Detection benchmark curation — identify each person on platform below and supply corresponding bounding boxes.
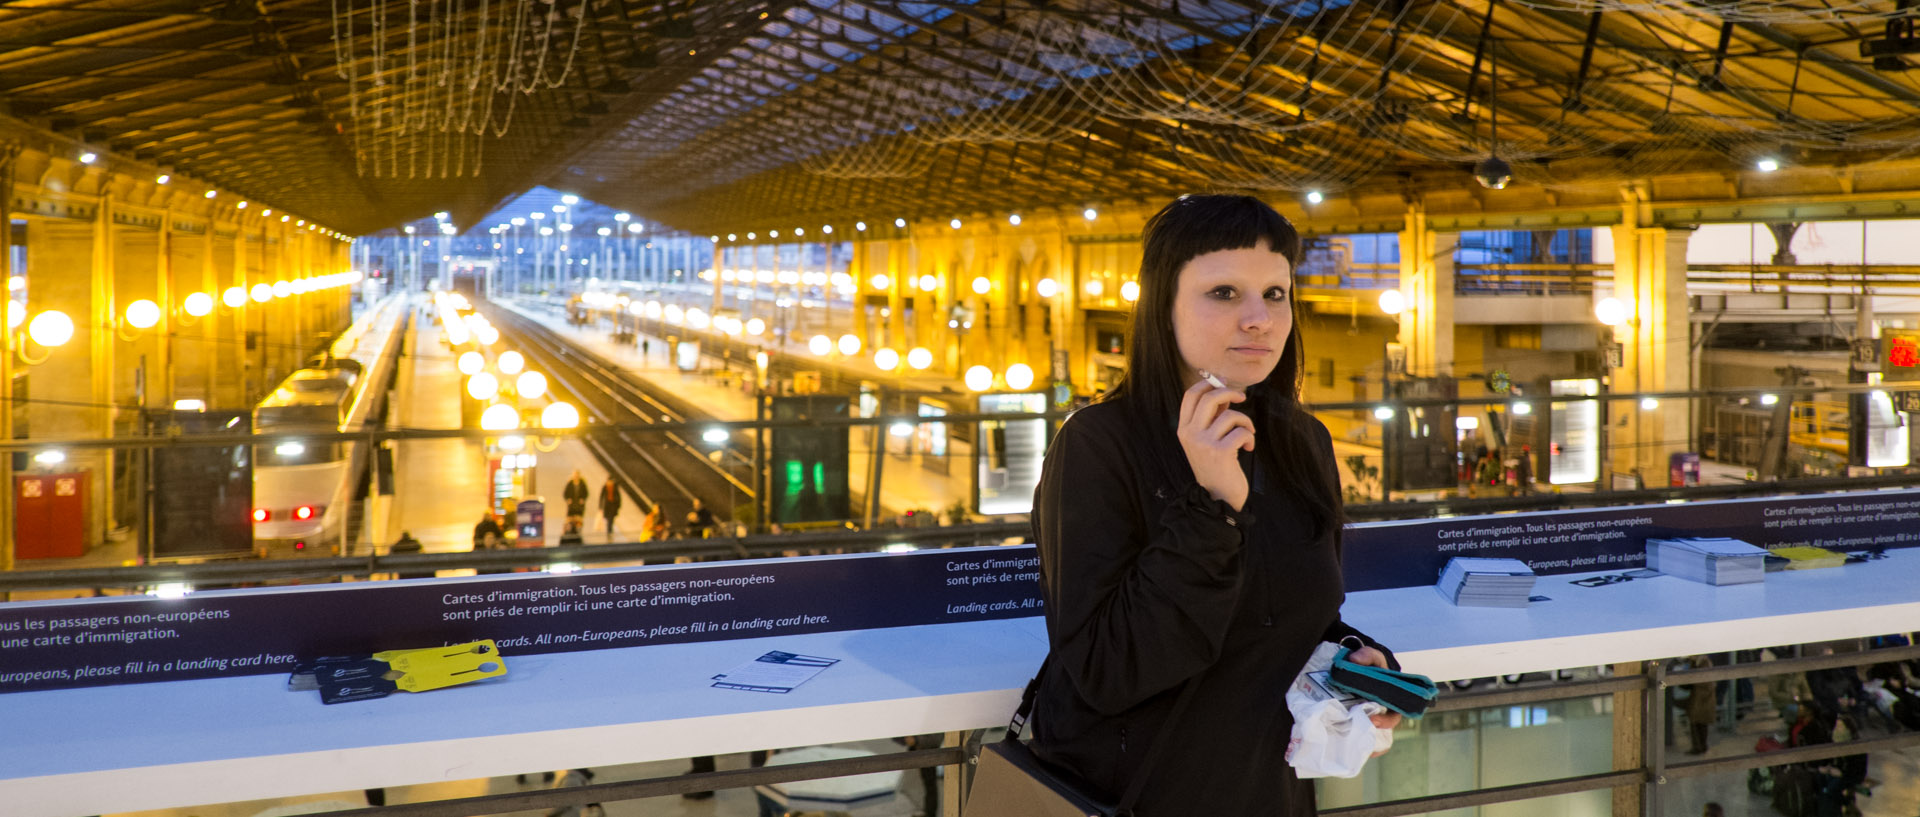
[685,498,717,538]
[563,470,590,529]
[1027,194,1401,816]
[641,502,668,542]
[388,531,432,580]
[1476,449,1502,491]
[472,512,504,550]
[597,478,622,539]
[473,512,508,575]
[1512,445,1535,495]
[1685,655,1719,754]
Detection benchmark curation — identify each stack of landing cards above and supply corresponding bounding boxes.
[1435,557,1537,607]
[1646,537,1766,586]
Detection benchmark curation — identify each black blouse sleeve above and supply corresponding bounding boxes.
[1304,416,1400,671]
[1034,411,1249,716]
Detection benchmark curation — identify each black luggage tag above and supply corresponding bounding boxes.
[316,658,394,685]
[287,656,361,691]
[319,675,402,704]
[315,658,403,704]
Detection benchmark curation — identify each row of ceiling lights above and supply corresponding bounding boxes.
[68,149,346,240]
[695,193,1362,244]
[3,271,361,356]
[695,266,1143,304]
[706,207,1106,245]
[585,292,1037,388]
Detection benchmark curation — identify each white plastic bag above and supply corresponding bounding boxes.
[1285,642,1393,779]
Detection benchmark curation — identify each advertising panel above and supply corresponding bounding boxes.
[976,393,1048,515]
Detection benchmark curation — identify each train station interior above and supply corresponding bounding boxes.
[5,1,1920,816]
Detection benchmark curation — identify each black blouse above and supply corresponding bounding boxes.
[1028,393,1386,816]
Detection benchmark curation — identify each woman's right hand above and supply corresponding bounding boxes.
[1177,379,1254,511]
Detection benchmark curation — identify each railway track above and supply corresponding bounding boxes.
[482,302,756,532]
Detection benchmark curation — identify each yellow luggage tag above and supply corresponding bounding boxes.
[315,640,506,703]
[380,641,508,693]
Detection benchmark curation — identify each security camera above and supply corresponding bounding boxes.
[1473,156,1512,190]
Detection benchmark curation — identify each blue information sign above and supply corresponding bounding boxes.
[0,548,1044,694]
[516,498,545,542]
[6,488,1920,695]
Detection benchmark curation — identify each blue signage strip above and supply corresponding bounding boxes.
[7,488,1919,695]
[1341,488,1920,592]
[0,548,1046,695]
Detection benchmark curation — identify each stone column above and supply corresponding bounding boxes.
[884,241,906,354]
[0,144,17,570]
[1020,239,1052,377]
[28,217,111,548]
[209,228,244,409]
[709,239,724,316]
[170,221,213,405]
[850,240,870,350]
[987,234,1012,371]
[1395,205,1458,378]
[1609,188,1694,479]
[114,227,164,413]
[1060,217,1085,389]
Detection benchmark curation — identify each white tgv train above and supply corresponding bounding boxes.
[251,297,407,558]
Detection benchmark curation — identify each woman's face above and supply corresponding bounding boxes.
[1170,241,1294,389]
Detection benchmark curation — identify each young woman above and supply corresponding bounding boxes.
[1029,194,1400,814]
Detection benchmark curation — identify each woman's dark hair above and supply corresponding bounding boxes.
[1105,194,1341,536]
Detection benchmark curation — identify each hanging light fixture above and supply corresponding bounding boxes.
[1473,42,1511,190]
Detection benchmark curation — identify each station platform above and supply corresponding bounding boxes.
[365,303,487,556]
[500,298,974,520]
[377,304,657,567]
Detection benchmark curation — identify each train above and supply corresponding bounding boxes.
[251,297,408,558]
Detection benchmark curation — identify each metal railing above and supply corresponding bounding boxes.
[177,642,1920,817]
[11,471,1920,593]
[1326,643,1920,817]
[280,746,968,817]
[0,521,1032,592]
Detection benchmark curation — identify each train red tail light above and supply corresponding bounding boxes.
[294,541,306,550]
[251,508,270,523]
[294,505,315,520]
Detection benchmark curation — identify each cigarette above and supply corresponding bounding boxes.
[1199,370,1226,389]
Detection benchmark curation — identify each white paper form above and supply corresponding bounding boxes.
[711,651,841,693]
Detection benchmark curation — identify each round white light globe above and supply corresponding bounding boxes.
[517,371,548,400]
[1005,363,1034,391]
[964,365,993,392]
[124,299,161,329]
[27,310,73,347]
